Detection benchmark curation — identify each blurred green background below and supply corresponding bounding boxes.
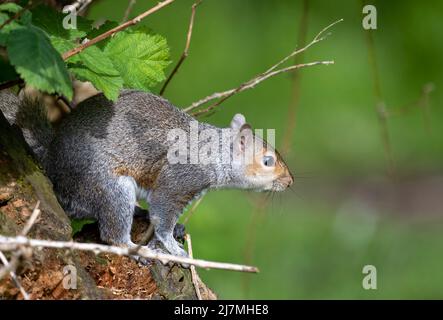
[88,0,443,299]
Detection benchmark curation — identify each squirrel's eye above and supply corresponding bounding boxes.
[263,155,275,167]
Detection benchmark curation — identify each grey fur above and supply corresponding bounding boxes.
[0,89,293,258]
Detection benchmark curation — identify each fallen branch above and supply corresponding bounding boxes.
[160,0,203,95]
[0,235,259,273]
[185,19,343,115]
[62,0,175,60]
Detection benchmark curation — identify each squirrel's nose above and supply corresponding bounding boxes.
[280,173,293,187]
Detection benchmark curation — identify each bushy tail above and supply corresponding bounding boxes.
[0,90,54,165]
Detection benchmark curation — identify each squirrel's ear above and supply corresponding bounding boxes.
[234,123,253,153]
[230,113,246,130]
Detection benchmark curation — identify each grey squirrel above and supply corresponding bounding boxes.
[0,89,293,259]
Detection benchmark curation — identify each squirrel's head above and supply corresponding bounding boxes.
[230,114,293,192]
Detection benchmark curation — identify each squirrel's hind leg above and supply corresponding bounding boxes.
[96,176,138,247]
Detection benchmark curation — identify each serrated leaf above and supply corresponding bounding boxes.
[31,5,92,40]
[49,35,75,55]
[104,28,170,91]
[7,26,73,99]
[68,46,123,101]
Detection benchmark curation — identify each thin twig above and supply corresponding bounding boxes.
[0,201,40,293]
[281,0,309,156]
[364,23,395,178]
[185,234,202,300]
[0,251,29,300]
[190,61,334,117]
[62,0,175,60]
[183,193,205,225]
[0,236,259,273]
[121,0,137,23]
[0,252,20,282]
[160,0,203,95]
[185,19,342,114]
[20,201,41,236]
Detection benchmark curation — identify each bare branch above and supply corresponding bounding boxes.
[364,23,395,177]
[62,0,175,60]
[185,19,342,115]
[0,235,259,273]
[185,234,202,300]
[121,0,137,23]
[189,60,334,117]
[160,0,203,95]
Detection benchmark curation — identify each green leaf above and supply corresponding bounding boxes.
[49,35,123,101]
[31,5,92,40]
[104,28,170,91]
[0,3,31,44]
[0,3,23,13]
[71,218,96,237]
[68,46,123,101]
[49,35,75,55]
[7,26,73,99]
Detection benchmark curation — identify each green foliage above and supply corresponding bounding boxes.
[31,5,92,41]
[0,4,170,101]
[7,25,74,99]
[69,46,124,101]
[104,27,170,91]
[0,3,31,45]
[71,218,96,237]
